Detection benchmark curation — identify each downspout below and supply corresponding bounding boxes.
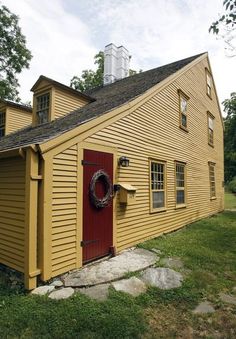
[23,146,42,290]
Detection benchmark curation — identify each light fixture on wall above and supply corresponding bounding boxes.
[118,156,130,167]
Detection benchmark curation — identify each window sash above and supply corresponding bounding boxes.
[0,112,6,137]
[179,92,188,129]
[208,114,214,145]
[36,93,50,124]
[206,70,212,97]
[209,164,216,198]
[176,163,186,205]
[150,161,166,210]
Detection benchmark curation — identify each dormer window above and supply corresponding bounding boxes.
[36,93,50,124]
[0,112,6,137]
[178,90,189,131]
[206,69,212,98]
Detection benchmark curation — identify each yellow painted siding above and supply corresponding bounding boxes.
[7,107,32,134]
[0,156,25,272]
[51,144,78,276]
[54,88,89,119]
[84,57,224,251]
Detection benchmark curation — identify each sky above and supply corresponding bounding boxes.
[2,0,236,113]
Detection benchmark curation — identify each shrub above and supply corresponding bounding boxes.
[228,177,236,193]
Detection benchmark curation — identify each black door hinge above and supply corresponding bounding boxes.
[81,239,98,247]
[81,160,100,166]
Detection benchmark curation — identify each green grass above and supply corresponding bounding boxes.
[1,209,236,338]
[225,191,236,209]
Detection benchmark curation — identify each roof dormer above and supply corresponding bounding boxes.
[0,99,32,137]
[31,76,95,126]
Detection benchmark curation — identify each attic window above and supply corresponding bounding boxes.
[0,111,6,137]
[178,90,189,131]
[206,69,212,98]
[36,93,50,124]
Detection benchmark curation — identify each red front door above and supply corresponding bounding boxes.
[82,149,113,263]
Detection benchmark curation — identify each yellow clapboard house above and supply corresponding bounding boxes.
[0,45,224,289]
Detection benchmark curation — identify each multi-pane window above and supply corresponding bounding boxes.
[0,112,6,137]
[175,162,186,205]
[178,90,189,130]
[208,113,214,146]
[209,162,216,199]
[36,93,50,124]
[206,69,212,98]
[150,161,166,211]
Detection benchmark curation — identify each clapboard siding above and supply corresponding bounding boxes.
[0,156,26,272]
[7,107,32,134]
[52,144,78,276]
[85,57,224,251]
[54,88,89,119]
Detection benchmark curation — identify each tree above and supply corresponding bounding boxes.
[70,51,141,92]
[70,51,104,92]
[0,5,32,101]
[209,0,236,56]
[223,92,236,182]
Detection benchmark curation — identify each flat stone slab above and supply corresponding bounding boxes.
[50,280,64,287]
[112,276,147,297]
[64,248,158,287]
[141,267,183,289]
[49,287,74,300]
[31,285,55,296]
[219,293,236,305]
[78,284,110,301]
[161,257,184,269]
[193,301,215,314]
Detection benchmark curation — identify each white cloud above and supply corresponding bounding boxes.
[2,0,236,112]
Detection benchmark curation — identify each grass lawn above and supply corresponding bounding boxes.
[225,191,236,209]
[1,209,236,338]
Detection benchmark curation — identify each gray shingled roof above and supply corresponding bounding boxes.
[0,53,204,152]
[0,99,32,112]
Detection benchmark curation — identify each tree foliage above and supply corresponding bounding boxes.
[223,92,236,182]
[70,51,104,92]
[70,51,141,92]
[0,5,32,101]
[209,0,236,56]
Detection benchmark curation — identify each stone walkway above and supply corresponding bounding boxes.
[31,248,185,300]
[64,248,158,287]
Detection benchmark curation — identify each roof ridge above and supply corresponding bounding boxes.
[86,52,206,94]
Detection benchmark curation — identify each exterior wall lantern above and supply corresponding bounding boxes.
[118,156,130,167]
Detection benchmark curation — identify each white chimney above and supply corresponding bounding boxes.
[103,43,130,85]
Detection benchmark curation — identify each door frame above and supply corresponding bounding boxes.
[77,141,118,268]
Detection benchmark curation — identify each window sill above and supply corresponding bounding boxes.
[208,142,214,148]
[179,125,189,133]
[210,197,217,201]
[150,208,167,214]
[175,204,187,209]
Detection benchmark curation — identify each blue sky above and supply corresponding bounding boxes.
[3,0,236,112]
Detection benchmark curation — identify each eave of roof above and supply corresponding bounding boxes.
[0,99,32,113]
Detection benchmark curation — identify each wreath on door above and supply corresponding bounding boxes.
[89,169,113,208]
